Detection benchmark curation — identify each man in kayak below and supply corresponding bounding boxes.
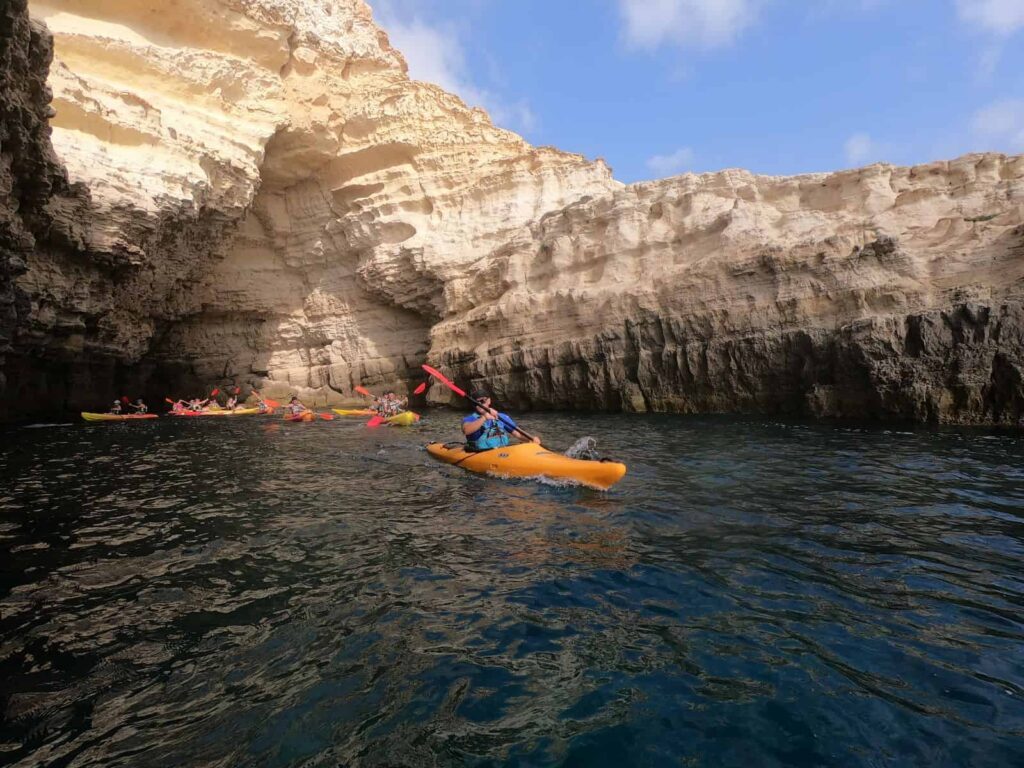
[462,389,540,450]
[381,392,407,417]
[109,400,123,415]
[287,395,308,416]
[128,398,148,414]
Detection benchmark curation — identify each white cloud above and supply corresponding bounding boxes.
[619,0,758,51]
[955,0,1024,82]
[955,0,1024,35]
[970,99,1024,149]
[646,147,695,176]
[383,18,466,93]
[843,132,876,165]
[371,2,537,135]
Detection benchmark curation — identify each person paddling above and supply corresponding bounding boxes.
[287,395,308,416]
[128,398,148,414]
[109,400,123,415]
[462,389,539,450]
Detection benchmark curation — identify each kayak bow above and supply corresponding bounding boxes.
[332,408,375,417]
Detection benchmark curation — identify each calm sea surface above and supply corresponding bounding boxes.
[1,412,1022,767]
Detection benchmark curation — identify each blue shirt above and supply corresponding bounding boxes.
[463,412,517,442]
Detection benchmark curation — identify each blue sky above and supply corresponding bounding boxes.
[369,0,1024,183]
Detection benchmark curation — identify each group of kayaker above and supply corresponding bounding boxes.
[371,392,409,418]
[167,393,270,414]
[109,398,148,415]
[109,387,532,447]
[100,383,533,450]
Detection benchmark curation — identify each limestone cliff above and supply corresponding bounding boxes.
[431,158,1024,423]
[3,0,1023,424]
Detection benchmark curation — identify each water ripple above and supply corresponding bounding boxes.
[1,414,1023,766]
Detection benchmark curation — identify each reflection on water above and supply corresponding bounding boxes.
[1,413,1023,767]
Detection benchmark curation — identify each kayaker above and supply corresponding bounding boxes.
[287,396,308,416]
[462,389,540,450]
[109,400,123,415]
[254,394,269,413]
[225,395,238,411]
[129,398,148,414]
[381,391,405,417]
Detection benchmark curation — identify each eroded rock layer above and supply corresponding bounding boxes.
[3,0,1023,423]
[432,158,1024,423]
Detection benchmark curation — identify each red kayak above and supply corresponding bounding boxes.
[284,412,316,422]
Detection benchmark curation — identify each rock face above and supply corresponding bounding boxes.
[0,0,66,403]
[2,0,1023,424]
[433,158,1024,424]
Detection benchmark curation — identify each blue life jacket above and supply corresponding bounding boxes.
[463,412,517,450]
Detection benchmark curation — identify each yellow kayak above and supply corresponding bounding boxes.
[385,411,420,426]
[332,408,375,416]
[426,442,626,490]
[169,407,264,417]
[82,412,158,422]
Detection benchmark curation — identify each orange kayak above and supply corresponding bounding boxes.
[426,442,626,490]
[284,412,316,422]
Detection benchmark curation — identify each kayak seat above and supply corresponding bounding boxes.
[460,442,495,453]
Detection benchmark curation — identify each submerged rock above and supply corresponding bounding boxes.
[0,0,1021,424]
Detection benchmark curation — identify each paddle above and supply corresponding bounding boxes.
[254,392,281,409]
[413,382,428,395]
[354,384,384,426]
[421,364,542,446]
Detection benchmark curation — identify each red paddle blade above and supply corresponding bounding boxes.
[366,415,385,428]
[165,398,175,404]
[355,385,373,398]
[318,412,335,421]
[263,398,280,408]
[210,388,220,397]
[421,364,467,398]
[121,396,130,404]
[233,387,241,395]
[413,382,427,395]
